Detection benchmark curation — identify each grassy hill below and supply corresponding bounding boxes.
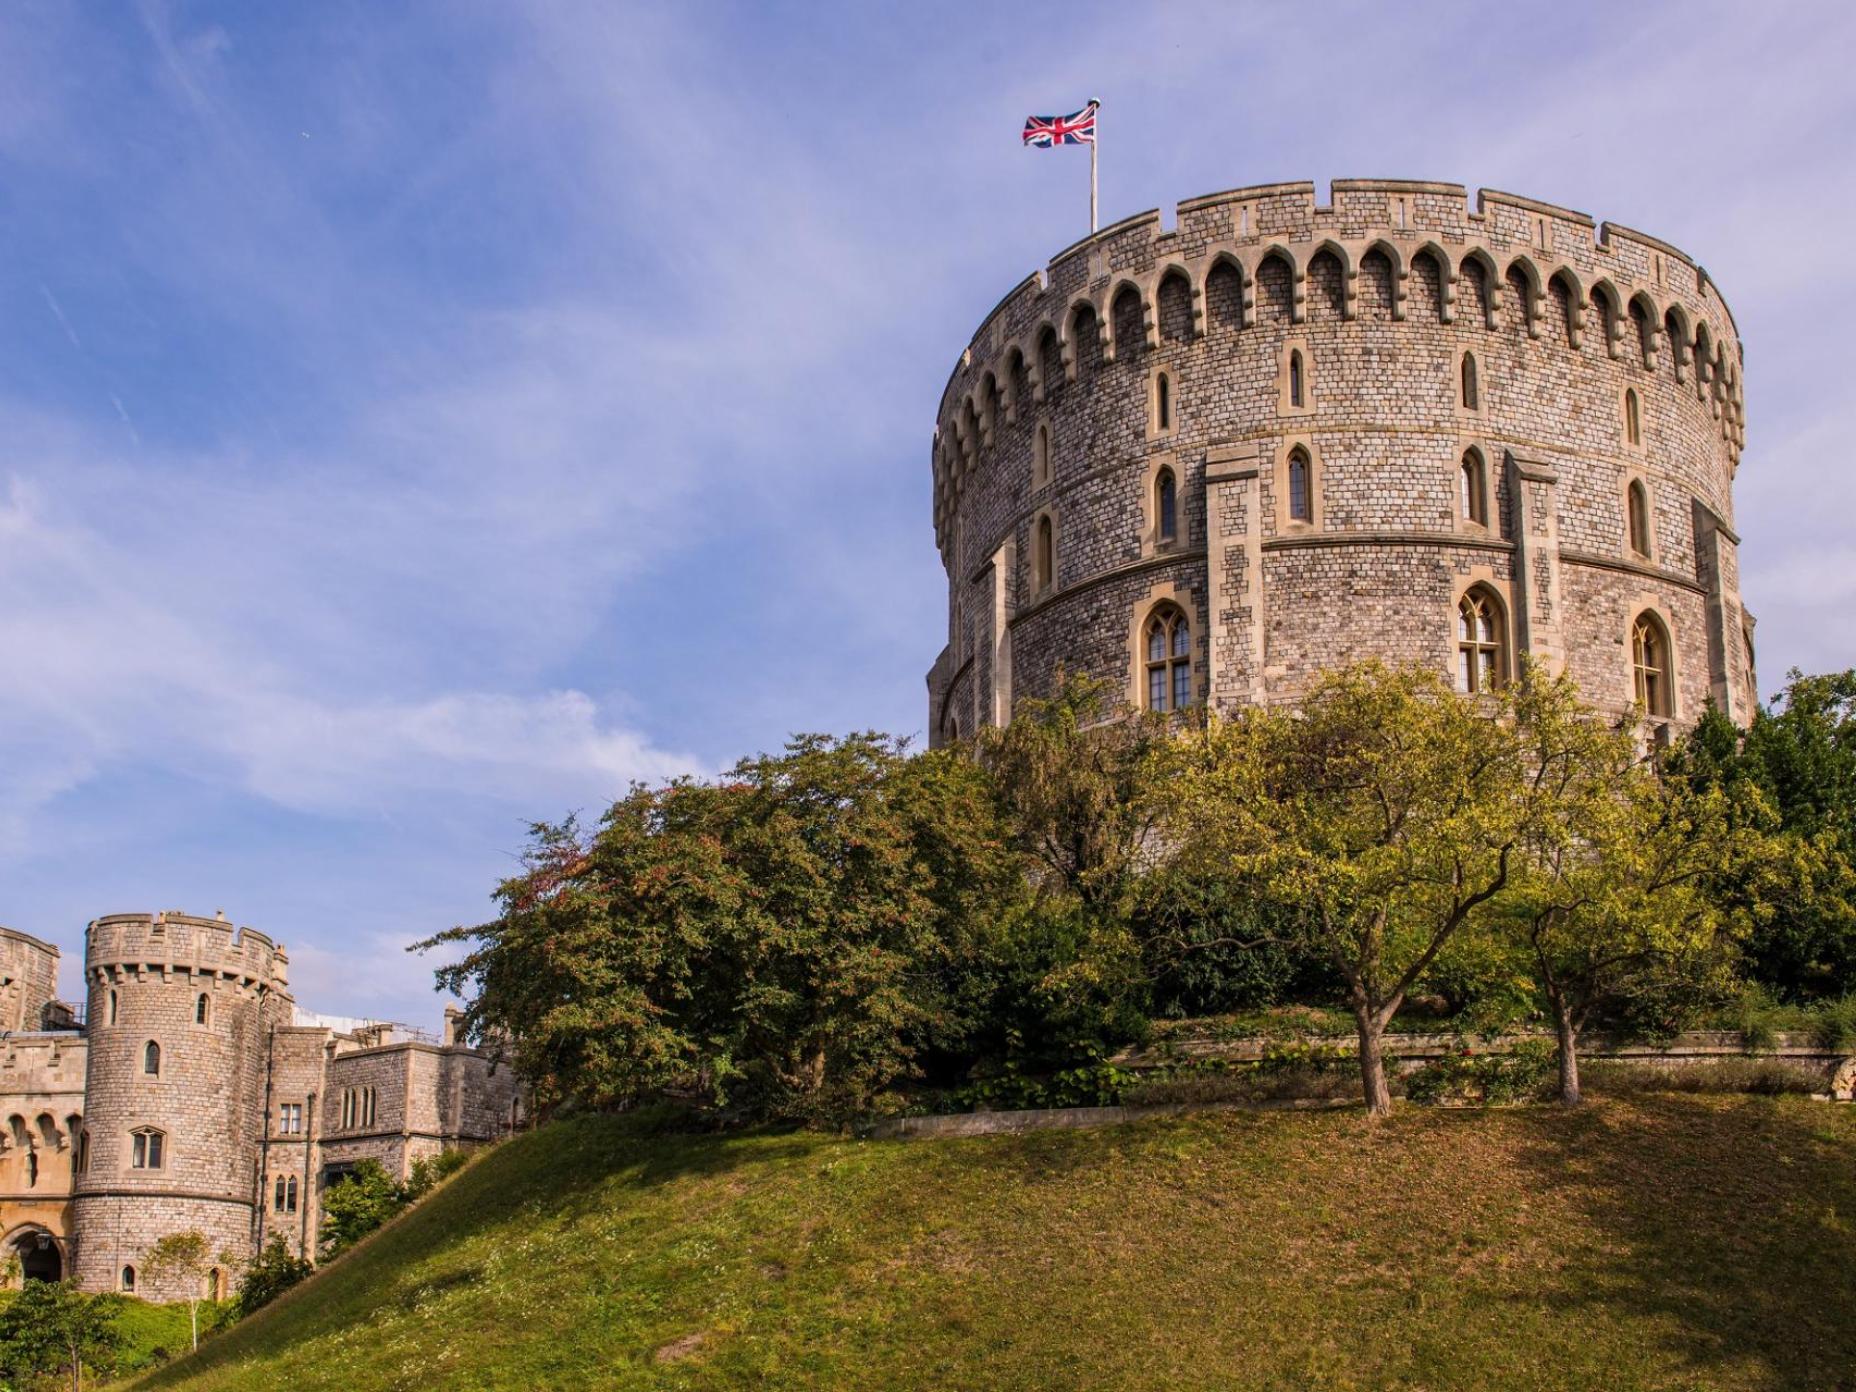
[128,1092,1856,1391]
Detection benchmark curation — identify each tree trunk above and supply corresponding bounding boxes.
[1354,1009,1394,1117]
[190,1296,199,1349]
[1553,999,1582,1106]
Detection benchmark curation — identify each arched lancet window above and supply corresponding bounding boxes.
[75,1130,89,1175]
[130,1127,165,1170]
[1033,422,1050,486]
[1156,372,1172,431]
[1035,514,1054,591]
[1287,448,1312,522]
[1457,588,1507,693]
[1632,613,1672,717]
[274,1174,298,1213]
[1288,350,1305,408]
[1627,481,1651,556]
[26,1149,38,1188]
[143,1041,160,1077]
[1625,388,1641,447]
[1460,451,1488,526]
[1461,351,1479,410]
[107,990,117,1027]
[121,1265,136,1294]
[208,1267,223,1301]
[1156,467,1178,544]
[195,993,209,1026]
[1143,605,1193,713]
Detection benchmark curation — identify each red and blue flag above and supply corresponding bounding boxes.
[1022,101,1098,147]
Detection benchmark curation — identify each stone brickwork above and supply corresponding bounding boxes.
[0,911,525,1299]
[927,180,1753,740]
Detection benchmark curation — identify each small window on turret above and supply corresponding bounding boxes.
[195,993,210,1026]
[143,1041,160,1076]
[121,1265,136,1293]
[130,1127,165,1170]
[107,991,117,1027]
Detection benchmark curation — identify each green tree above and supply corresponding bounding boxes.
[977,672,1170,912]
[1680,670,1856,997]
[0,1281,122,1392]
[422,734,1024,1124]
[1505,704,1749,1104]
[140,1229,228,1351]
[234,1236,313,1318]
[319,1160,407,1260]
[1169,662,1546,1115]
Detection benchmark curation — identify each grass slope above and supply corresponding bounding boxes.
[130,1094,1856,1392]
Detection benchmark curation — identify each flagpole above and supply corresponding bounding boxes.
[1089,99,1099,233]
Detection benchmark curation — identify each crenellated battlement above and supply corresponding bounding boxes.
[86,911,289,992]
[932,179,1746,561]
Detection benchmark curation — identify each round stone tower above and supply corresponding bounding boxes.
[0,925,63,1033]
[927,179,1752,742]
[73,912,292,1298]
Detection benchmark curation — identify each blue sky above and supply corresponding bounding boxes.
[3,1,1851,1022]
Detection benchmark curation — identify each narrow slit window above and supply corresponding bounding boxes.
[1287,449,1312,522]
[1156,373,1172,431]
[1288,350,1304,408]
[1157,468,1177,544]
[1627,481,1651,556]
[1461,352,1479,410]
[143,1041,160,1076]
[195,993,209,1026]
[1625,388,1641,446]
[1460,452,1487,526]
[1035,515,1054,591]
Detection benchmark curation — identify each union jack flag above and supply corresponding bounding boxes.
[1022,100,1098,147]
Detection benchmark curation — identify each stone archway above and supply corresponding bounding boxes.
[11,1229,61,1283]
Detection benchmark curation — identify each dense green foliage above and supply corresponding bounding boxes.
[0,1280,120,1389]
[1680,669,1856,998]
[319,1155,466,1260]
[130,1098,1856,1392]
[233,1240,312,1320]
[423,664,1852,1123]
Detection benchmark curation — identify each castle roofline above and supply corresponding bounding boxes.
[0,925,61,957]
[936,177,1737,419]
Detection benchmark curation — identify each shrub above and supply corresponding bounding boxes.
[319,1160,407,1260]
[1403,1039,1555,1106]
[403,1148,468,1202]
[235,1236,313,1318]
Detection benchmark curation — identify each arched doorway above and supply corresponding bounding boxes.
[12,1229,61,1283]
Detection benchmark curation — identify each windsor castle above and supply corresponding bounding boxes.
[0,912,519,1302]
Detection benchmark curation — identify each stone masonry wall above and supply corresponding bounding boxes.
[927,179,1751,740]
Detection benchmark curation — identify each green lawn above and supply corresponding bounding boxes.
[128,1093,1856,1391]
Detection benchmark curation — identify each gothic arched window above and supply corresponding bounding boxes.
[1035,514,1054,591]
[1457,588,1507,692]
[195,993,210,1026]
[1632,613,1673,717]
[143,1041,160,1077]
[1156,467,1178,544]
[1143,604,1193,713]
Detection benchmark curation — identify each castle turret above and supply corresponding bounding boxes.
[0,926,64,1033]
[72,912,292,1298]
